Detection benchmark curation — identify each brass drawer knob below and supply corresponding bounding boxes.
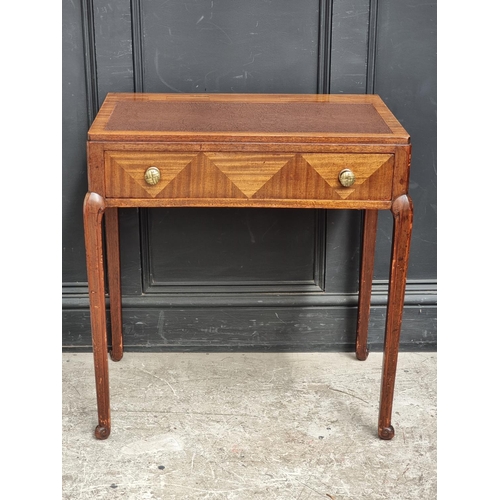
[338,169,355,187]
[144,166,161,186]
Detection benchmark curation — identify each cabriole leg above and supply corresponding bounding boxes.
[378,195,413,440]
[83,192,111,440]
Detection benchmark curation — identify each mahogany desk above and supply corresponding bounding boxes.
[84,93,412,440]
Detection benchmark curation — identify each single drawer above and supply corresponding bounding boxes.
[104,151,394,201]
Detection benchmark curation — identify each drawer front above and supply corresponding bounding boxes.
[104,152,394,201]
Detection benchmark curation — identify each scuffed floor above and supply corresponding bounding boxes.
[62,352,436,499]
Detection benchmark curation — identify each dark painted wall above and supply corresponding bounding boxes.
[62,0,436,352]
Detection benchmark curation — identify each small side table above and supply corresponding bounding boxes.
[84,93,413,440]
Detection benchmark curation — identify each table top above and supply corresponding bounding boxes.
[88,93,410,145]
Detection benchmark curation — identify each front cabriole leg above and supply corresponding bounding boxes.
[83,192,111,440]
[378,195,413,440]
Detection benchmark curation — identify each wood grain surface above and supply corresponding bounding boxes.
[89,93,410,144]
[104,151,394,203]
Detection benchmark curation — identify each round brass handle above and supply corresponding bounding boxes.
[338,169,356,187]
[144,166,161,186]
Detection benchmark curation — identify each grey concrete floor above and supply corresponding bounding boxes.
[62,352,436,499]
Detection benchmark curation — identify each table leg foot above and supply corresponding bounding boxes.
[110,350,123,362]
[378,425,395,440]
[95,425,111,440]
[356,347,369,361]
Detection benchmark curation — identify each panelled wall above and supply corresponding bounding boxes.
[62,0,437,351]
